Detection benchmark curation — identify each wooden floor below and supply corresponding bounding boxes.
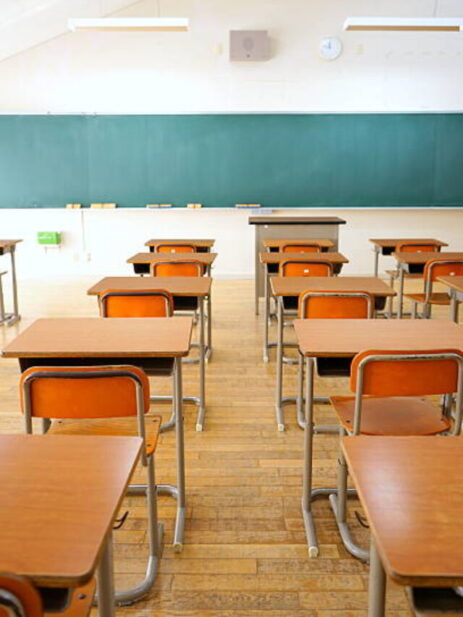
[1,276,450,616]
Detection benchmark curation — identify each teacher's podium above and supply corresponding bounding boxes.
[249,215,346,314]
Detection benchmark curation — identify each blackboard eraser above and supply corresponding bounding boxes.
[66,203,82,209]
[235,203,261,208]
[187,203,203,209]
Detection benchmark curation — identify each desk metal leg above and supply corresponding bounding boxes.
[275,298,284,430]
[368,537,386,617]
[144,359,186,552]
[374,247,379,277]
[450,289,459,323]
[206,290,212,361]
[10,249,19,321]
[301,357,318,557]
[97,532,116,617]
[263,266,270,362]
[196,298,206,431]
[172,357,186,550]
[397,266,405,319]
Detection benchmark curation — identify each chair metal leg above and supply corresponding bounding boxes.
[111,456,163,605]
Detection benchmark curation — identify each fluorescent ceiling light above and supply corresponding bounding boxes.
[344,17,463,32]
[68,17,189,32]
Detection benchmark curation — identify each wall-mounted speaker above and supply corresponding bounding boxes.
[229,30,270,61]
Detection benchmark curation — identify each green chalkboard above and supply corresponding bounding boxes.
[0,113,462,208]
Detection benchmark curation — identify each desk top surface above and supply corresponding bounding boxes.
[88,276,212,297]
[260,251,348,264]
[437,275,463,293]
[294,318,463,357]
[393,251,463,264]
[249,216,346,225]
[262,238,334,249]
[0,434,141,587]
[342,436,463,587]
[0,239,22,249]
[3,317,192,358]
[369,238,447,248]
[271,276,395,297]
[127,252,217,264]
[145,238,215,247]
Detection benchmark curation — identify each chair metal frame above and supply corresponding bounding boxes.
[386,242,442,319]
[407,259,463,320]
[301,350,463,561]
[275,290,374,431]
[21,367,163,607]
[98,289,207,431]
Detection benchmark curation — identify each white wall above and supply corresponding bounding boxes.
[0,0,462,283]
[1,208,462,281]
[1,0,463,113]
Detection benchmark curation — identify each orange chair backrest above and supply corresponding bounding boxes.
[99,289,173,318]
[151,260,204,277]
[0,574,42,617]
[20,365,150,419]
[424,259,463,283]
[299,291,373,319]
[282,244,321,253]
[350,349,463,396]
[156,244,195,253]
[280,260,333,277]
[396,242,441,253]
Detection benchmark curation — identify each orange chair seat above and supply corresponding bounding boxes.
[49,415,161,456]
[385,269,423,280]
[405,292,451,306]
[330,395,450,435]
[45,580,95,617]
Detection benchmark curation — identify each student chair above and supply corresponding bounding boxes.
[99,289,173,318]
[386,241,442,316]
[281,244,322,253]
[156,244,195,253]
[280,260,333,277]
[293,291,374,430]
[326,349,463,561]
[405,259,463,319]
[0,574,95,617]
[97,289,177,431]
[20,365,162,606]
[274,261,335,374]
[151,260,205,277]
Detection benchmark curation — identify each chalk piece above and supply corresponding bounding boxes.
[187,203,203,209]
[90,203,103,209]
[102,203,117,209]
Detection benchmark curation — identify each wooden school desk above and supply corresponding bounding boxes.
[342,436,463,617]
[260,251,349,362]
[249,215,346,314]
[87,276,212,430]
[0,239,22,326]
[2,317,192,551]
[392,252,463,318]
[0,433,142,617]
[369,238,448,277]
[437,275,463,323]
[127,252,217,275]
[271,277,396,430]
[145,238,215,253]
[262,238,334,252]
[293,318,463,559]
